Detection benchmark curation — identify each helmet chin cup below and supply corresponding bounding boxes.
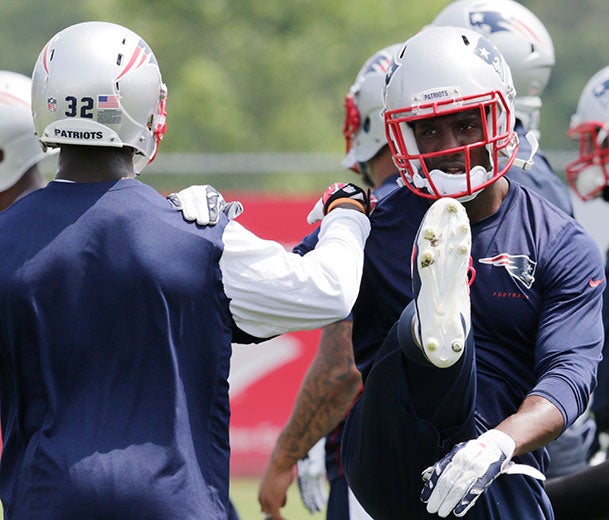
[573,165,608,201]
[420,165,491,200]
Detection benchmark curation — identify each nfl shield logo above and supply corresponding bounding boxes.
[47,97,57,113]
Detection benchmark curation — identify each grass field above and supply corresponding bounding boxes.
[231,476,327,519]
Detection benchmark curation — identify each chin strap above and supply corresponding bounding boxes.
[512,131,538,171]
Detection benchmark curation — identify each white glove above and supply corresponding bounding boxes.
[421,429,545,518]
[297,438,328,513]
[167,185,243,226]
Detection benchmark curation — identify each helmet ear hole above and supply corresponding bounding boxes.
[363,117,370,133]
[0,150,4,163]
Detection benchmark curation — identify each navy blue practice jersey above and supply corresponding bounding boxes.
[0,180,235,519]
[506,121,573,216]
[352,180,604,472]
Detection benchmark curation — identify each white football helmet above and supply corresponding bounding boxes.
[0,71,50,191]
[431,0,555,136]
[384,26,518,201]
[342,43,403,175]
[31,21,167,174]
[565,65,609,201]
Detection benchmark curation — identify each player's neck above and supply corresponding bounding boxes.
[55,145,136,183]
[462,177,509,224]
[372,168,398,188]
[369,150,398,188]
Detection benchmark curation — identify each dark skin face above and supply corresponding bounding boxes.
[411,108,491,174]
[411,108,508,224]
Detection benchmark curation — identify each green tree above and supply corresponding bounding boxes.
[2,0,608,155]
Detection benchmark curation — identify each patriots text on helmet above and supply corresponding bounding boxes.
[423,90,451,101]
[54,129,104,140]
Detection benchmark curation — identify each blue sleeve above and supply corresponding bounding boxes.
[591,250,609,431]
[529,224,605,430]
[508,123,574,217]
[292,226,321,256]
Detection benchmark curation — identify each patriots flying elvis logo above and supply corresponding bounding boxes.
[474,37,508,83]
[593,77,609,110]
[363,52,394,77]
[468,10,544,47]
[384,57,400,89]
[479,253,537,289]
[116,39,158,81]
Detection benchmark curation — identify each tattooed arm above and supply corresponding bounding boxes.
[257,320,362,519]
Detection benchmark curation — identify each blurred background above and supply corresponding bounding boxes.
[3,0,608,193]
[2,1,609,517]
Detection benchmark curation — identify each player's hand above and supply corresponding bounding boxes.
[307,182,377,224]
[167,185,243,226]
[420,429,545,517]
[258,458,293,520]
[296,438,328,513]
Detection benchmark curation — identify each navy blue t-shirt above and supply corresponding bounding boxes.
[0,180,235,519]
[506,121,573,217]
[352,181,604,460]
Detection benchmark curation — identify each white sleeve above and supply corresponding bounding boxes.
[220,208,370,338]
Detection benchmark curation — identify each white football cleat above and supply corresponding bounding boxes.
[412,198,472,368]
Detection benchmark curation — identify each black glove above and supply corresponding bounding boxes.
[307,182,376,224]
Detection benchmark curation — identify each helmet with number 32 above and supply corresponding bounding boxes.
[31,21,167,174]
[384,26,518,201]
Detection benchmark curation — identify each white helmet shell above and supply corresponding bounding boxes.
[570,65,609,127]
[565,65,609,201]
[31,21,167,174]
[0,71,50,191]
[384,26,518,200]
[431,0,554,134]
[342,43,403,169]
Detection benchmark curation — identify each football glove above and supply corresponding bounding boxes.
[296,438,328,513]
[420,429,545,518]
[167,185,243,226]
[307,182,376,224]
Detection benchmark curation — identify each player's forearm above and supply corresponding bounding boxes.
[270,320,361,468]
[495,395,564,457]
